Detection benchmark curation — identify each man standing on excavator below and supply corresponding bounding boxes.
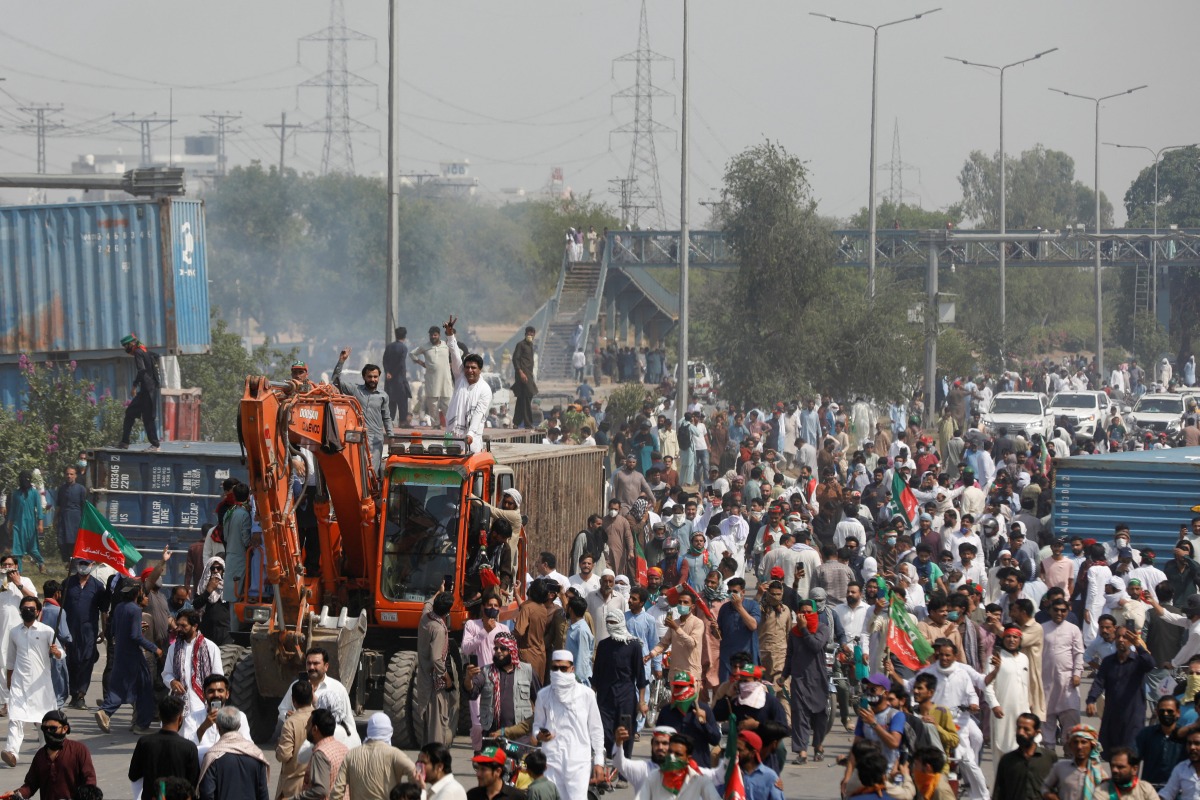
[444,316,492,454]
[332,350,393,473]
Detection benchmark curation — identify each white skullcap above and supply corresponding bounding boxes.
[365,712,393,743]
[601,568,616,578]
[503,488,522,507]
[551,649,574,663]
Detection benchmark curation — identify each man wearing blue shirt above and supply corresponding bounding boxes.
[717,579,761,681]
[723,731,783,800]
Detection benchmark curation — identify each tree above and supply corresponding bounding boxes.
[178,317,297,441]
[847,199,961,230]
[692,141,923,405]
[958,145,1113,229]
[1121,145,1200,365]
[0,356,125,498]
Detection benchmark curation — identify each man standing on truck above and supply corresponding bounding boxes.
[332,349,393,473]
[511,326,538,429]
[443,317,493,454]
[412,326,453,426]
[382,327,412,427]
[117,333,161,452]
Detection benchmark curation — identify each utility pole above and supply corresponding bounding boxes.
[386,0,400,342]
[114,115,176,167]
[264,112,303,175]
[18,105,64,174]
[925,233,940,428]
[675,0,690,423]
[202,112,242,177]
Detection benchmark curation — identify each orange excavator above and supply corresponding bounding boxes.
[231,375,527,745]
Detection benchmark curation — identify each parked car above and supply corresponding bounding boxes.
[481,372,512,410]
[982,392,1055,440]
[1047,390,1110,442]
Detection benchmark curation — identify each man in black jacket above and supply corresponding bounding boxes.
[118,333,161,451]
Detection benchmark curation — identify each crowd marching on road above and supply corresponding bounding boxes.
[3,323,1200,800]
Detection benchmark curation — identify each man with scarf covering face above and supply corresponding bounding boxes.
[594,611,648,758]
[6,709,96,800]
[654,672,720,768]
[613,724,679,794]
[712,660,787,741]
[637,734,721,800]
[782,597,831,765]
[532,650,605,800]
[1041,724,1109,800]
[465,631,540,742]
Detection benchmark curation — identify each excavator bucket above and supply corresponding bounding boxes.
[309,608,370,689]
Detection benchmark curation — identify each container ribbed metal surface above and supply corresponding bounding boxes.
[1053,448,1200,552]
[0,197,210,360]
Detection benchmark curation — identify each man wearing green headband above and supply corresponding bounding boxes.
[655,671,720,768]
[117,333,161,451]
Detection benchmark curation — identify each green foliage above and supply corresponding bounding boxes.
[847,199,962,230]
[1121,146,1200,363]
[178,316,298,441]
[204,166,621,348]
[0,356,125,494]
[958,145,1113,229]
[1130,312,1170,367]
[604,384,649,430]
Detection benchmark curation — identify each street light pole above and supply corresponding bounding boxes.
[1049,84,1147,381]
[1103,141,1197,320]
[945,48,1057,362]
[810,8,941,299]
[676,0,690,424]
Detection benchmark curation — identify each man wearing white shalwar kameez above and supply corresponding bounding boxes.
[1040,604,1084,745]
[533,650,605,800]
[2,597,64,766]
[985,627,1030,755]
[442,318,492,454]
[0,561,38,713]
[161,610,223,717]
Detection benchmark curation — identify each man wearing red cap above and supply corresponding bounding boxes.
[729,730,783,800]
[986,626,1030,754]
[466,745,521,800]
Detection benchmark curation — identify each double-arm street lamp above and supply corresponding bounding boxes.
[1048,84,1148,380]
[810,8,941,299]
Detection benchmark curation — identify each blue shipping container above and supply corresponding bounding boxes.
[1053,448,1200,554]
[0,197,211,360]
[0,356,131,411]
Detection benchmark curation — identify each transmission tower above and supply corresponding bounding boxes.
[611,0,674,229]
[18,106,64,174]
[878,118,921,208]
[608,176,653,228]
[298,0,377,175]
[114,115,176,167]
[202,112,242,177]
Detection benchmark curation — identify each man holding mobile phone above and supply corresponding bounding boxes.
[180,674,251,761]
[532,651,605,800]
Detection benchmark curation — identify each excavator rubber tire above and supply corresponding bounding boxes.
[384,651,419,749]
[219,644,247,680]
[231,652,280,744]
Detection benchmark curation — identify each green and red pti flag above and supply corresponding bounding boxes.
[723,713,746,800]
[73,502,141,577]
[887,468,918,524]
[887,595,934,670]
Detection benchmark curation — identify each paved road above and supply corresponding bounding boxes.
[0,647,1016,800]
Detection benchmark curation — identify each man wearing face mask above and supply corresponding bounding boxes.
[782,597,831,765]
[2,596,64,767]
[532,651,605,800]
[653,672,720,768]
[593,611,647,759]
[1103,523,1140,565]
[5,709,95,800]
[646,593,705,679]
[602,497,638,583]
[1133,697,1187,791]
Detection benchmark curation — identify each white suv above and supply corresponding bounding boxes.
[1130,393,1186,442]
[982,392,1055,440]
[1047,390,1109,441]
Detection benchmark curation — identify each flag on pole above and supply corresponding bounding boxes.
[664,583,715,622]
[723,713,746,800]
[73,502,141,577]
[886,595,934,670]
[887,468,918,524]
[633,537,648,587]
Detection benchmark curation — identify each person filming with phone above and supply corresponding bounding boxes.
[181,674,251,761]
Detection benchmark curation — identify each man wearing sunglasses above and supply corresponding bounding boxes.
[532,651,604,800]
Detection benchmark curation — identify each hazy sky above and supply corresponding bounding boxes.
[1,1,1196,226]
